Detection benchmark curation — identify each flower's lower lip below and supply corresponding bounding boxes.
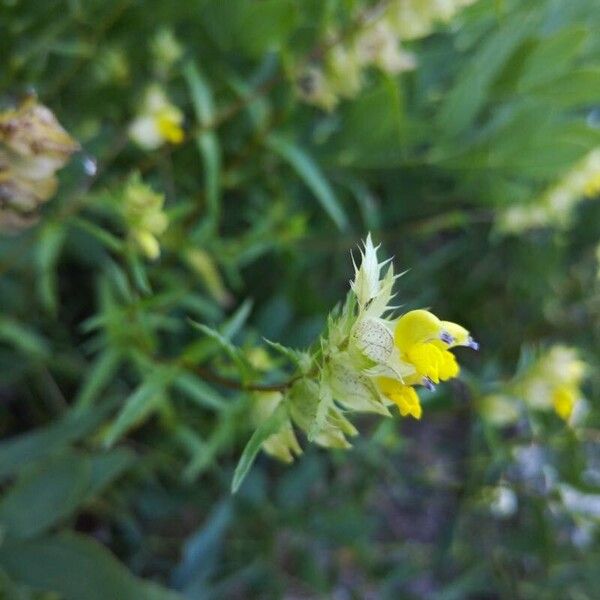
[423,377,435,391]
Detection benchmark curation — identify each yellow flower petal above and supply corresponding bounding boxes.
[377,378,422,419]
[156,109,184,144]
[394,309,442,352]
[406,342,443,383]
[552,385,577,421]
[438,349,460,381]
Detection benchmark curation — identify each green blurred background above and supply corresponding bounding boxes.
[1,0,599,598]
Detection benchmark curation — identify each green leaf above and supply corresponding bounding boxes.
[236,0,298,56]
[266,133,349,231]
[87,448,135,497]
[182,300,252,364]
[221,298,253,339]
[102,383,164,447]
[338,176,381,230]
[0,532,183,600]
[264,339,310,371]
[36,223,66,315]
[126,250,151,295]
[189,322,249,377]
[183,61,214,125]
[173,501,233,593]
[518,26,589,90]
[69,217,125,253]
[437,10,538,137]
[528,67,600,109]
[184,61,221,231]
[231,403,287,493]
[0,452,90,539]
[179,413,237,481]
[74,350,121,410]
[199,0,297,56]
[173,372,227,411]
[0,405,112,481]
[327,78,406,168]
[0,317,49,359]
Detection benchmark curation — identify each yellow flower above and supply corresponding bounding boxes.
[155,107,185,144]
[583,171,600,198]
[347,239,477,422]
[499,148,600,232]
[498,345,588,425]
[393,309,473,384]
[129,84,184,150]
[122,173,168,259]
[377,377,422,419]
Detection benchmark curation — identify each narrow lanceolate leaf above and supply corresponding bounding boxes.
[231,403,287,493]
[266,133,349,231]
[102,382,164,447]
[184,61,221,230]
[173,372,227,411]
[36,222,67,314]
[437,10,538,137]
[221,299,253,339]
[183,300,252,365]
[264,339,310,372]
[189,319,251,380]
[0,317,49,359]
[74,350,121,410]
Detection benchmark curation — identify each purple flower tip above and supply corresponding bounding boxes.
[423,377,436,391]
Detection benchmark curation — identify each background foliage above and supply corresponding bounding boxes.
[1,0,599,598]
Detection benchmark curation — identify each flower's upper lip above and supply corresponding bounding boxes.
[468,337,480,351]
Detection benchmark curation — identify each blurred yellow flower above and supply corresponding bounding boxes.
[499,148,600,232]
[296,0,476,110]
[122,173,168,259]
[129,85,184,150]
[482,346,587,425]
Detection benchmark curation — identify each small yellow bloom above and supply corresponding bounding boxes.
[494,345,587,426]
[122,173,168,259]
[583,172,600,198]
[129,85,184,150]
[156,107,185,144]
[393,309,472,384]
[552,385,577,421]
